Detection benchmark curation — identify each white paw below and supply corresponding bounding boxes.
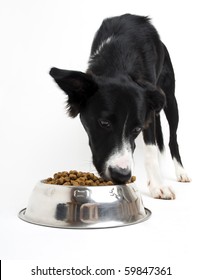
[149,185,176,200]
[173,158,191,182]
[176,171,191,182]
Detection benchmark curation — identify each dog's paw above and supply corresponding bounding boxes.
[174,159,191,182]
[176,170,191,182]
[149,185,176,200]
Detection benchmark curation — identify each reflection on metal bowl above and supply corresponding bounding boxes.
[18,181,151,229]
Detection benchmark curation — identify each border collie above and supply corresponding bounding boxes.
[50,14,190,199]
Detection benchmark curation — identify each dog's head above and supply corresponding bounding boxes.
[50,67,165,183]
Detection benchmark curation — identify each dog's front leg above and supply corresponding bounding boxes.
[144,144,175,199]
[143,121,175,199]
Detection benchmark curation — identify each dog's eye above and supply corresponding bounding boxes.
[98,119,111,128]
[132,127,142,134]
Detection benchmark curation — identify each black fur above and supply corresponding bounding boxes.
[50,14,185,185]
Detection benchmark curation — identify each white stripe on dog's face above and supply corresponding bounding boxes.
[104,141,134,179]
[104,114,134,180]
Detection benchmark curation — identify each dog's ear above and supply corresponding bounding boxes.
[49,67,98,117]
[138,80,166,114]
[146,87,166,114]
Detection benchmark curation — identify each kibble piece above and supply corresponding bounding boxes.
[58,177,65,185]
[95,180,100,185]
[54,173,60,179]
[107,181,113,185]
[77,178,85,186]
[86,173,93,180]
[130,176,136,182]
[64,176,70,182]
[49,180,54,184]
[46,177,53,182]
[55,178,64,185]
[69,174,77,180]
[69,170,78,175]
[85,180,93,186]
[71,180,79,186]
[77,172,83,178]
[61,171,68,177]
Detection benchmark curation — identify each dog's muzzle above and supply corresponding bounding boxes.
[108,166,131,184]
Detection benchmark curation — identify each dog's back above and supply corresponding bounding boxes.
[88,14,164,83]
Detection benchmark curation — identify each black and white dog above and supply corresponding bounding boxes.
[50,14,190,199]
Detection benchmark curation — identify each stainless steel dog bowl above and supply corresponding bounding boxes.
[19,181,151,229]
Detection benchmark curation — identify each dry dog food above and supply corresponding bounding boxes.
[44,170,136,186]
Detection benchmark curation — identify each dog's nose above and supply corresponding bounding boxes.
[109,167,131,184]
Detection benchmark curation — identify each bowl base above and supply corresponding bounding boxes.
[18,208,151,229]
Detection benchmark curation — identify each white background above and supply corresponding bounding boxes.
[0,0,202,279]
